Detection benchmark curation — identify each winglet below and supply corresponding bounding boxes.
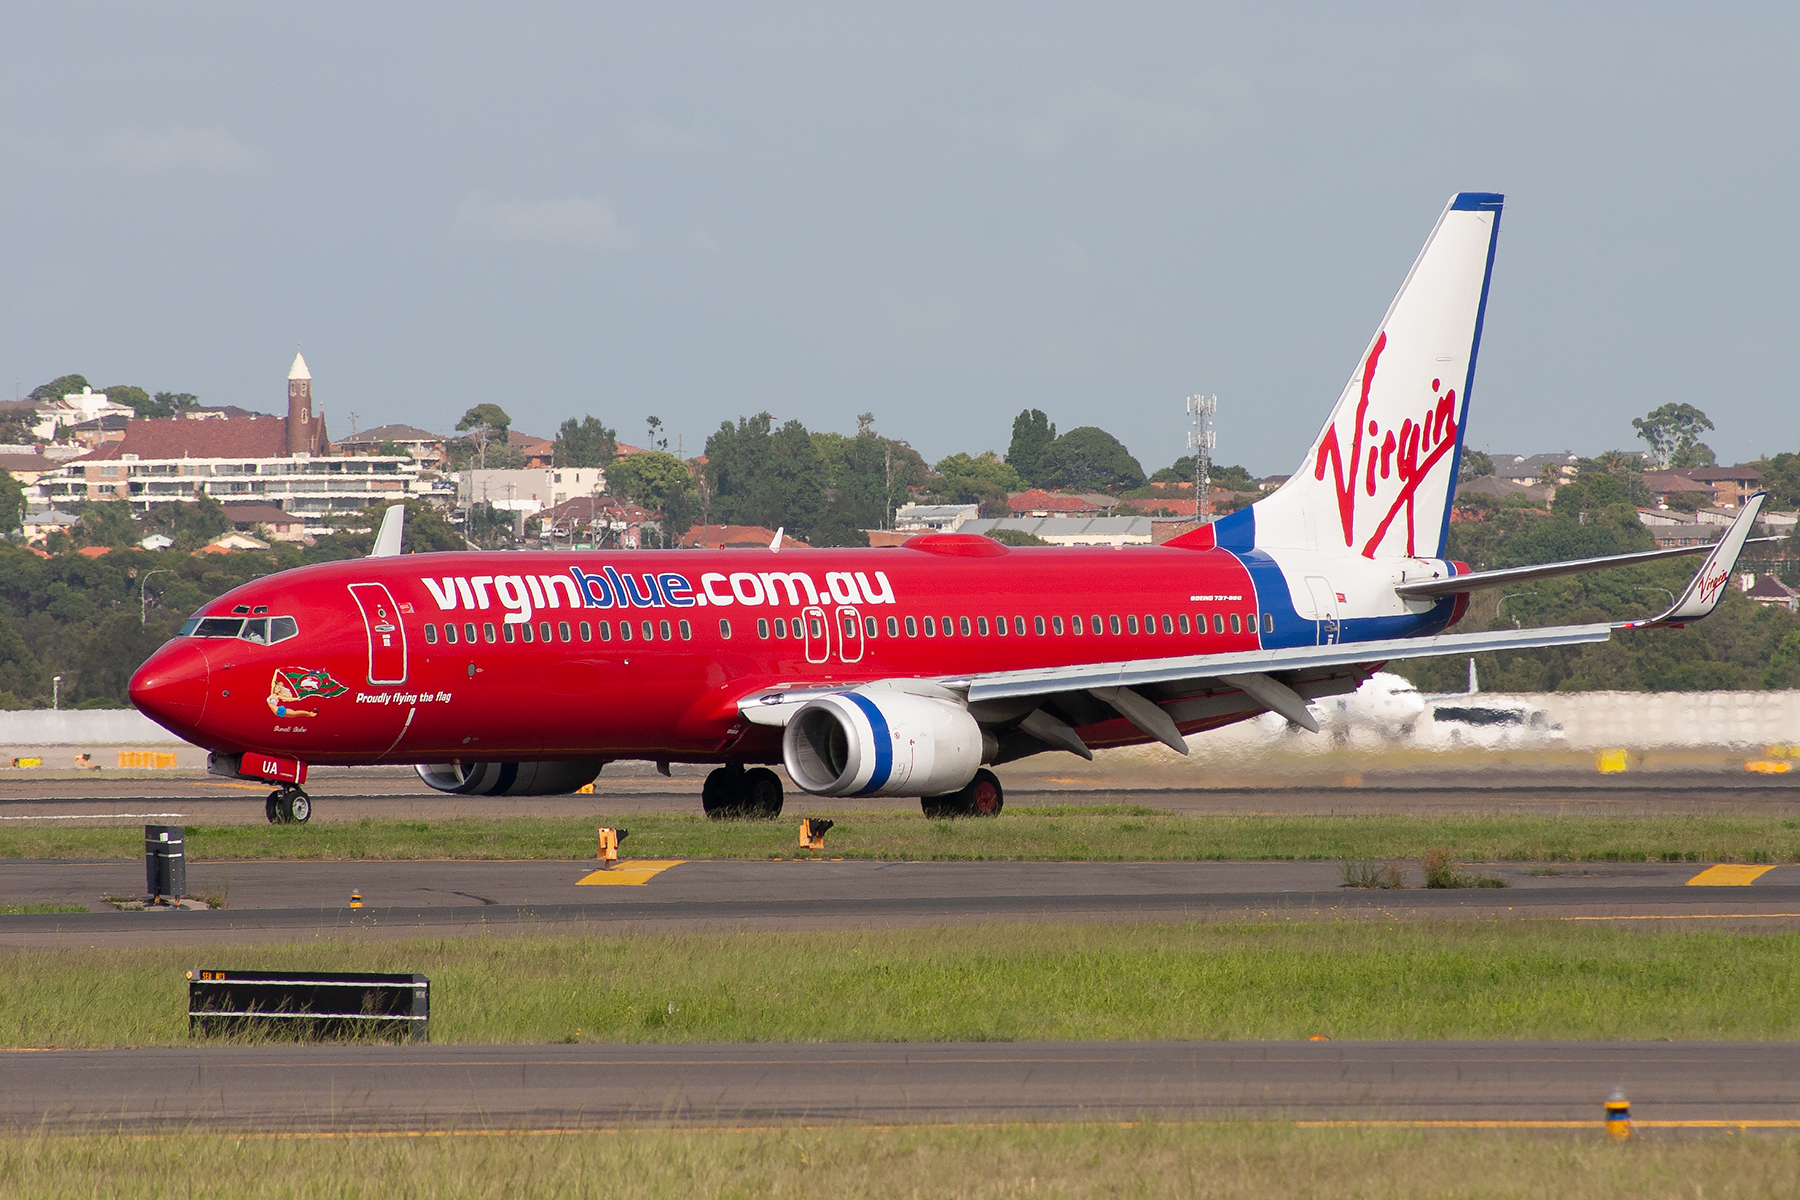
[1625,492,1766,627]
[370,503,406,558]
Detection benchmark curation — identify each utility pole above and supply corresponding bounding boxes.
[1187,394,1217,522]
[140,569,175,625]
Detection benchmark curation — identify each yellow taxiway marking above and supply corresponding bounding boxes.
[577,860,685,886]
[1686,864,1778,886]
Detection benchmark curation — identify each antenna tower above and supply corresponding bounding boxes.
[1186,394,1217,521]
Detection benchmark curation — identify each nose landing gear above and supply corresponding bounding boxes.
[265,786,312,825]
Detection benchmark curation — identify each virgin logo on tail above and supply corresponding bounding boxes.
[1312,332,1462,558]
[1695,565,1731,606]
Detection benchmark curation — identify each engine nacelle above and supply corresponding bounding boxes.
[783,690,982,797]
[415,760,603,796]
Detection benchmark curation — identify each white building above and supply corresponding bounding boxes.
[30,388,137,441]
[457,467,609,515]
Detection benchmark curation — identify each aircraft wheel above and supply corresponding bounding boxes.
[266,792,284,824]
[963,769,1004,817]
[744,768,784,819]
[703,766,745,819]
[280,789,312,825]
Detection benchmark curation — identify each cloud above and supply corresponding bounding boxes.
[455,195,634,251]
[95,126,256,173]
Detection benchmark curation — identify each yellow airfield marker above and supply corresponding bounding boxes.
[577,861,685,886]
[1685,864,1778,886]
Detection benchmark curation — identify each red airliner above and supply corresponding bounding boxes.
[130,193,1767,824]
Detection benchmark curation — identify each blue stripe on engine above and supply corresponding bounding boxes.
[842,692,894,794]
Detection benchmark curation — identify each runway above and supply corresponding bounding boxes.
[6,1040,1798,1132]
[4,858,1798,947]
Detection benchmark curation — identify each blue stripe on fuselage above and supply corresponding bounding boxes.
[1235,550,1464,650]
[843,691,894,794]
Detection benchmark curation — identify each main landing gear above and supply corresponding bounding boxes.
[702,764,784,820]
[921,769,1004,820]
[265,786,312,825]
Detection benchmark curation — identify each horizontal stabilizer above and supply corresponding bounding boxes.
[1396,534,1781,598]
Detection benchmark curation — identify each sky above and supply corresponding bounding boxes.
[3,3,1796,476]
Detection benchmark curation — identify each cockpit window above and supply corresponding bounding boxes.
[183,615,299,643]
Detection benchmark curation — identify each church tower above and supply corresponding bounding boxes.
[287,352,312,456]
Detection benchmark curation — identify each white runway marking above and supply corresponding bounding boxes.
[0,812,187,821]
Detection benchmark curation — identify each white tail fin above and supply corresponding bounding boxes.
[1248,193,1502,558]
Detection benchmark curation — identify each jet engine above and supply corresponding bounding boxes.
[782,689,983,797]
[415,760,603,796]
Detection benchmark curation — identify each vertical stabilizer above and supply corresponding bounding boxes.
[1243,193,1503,558]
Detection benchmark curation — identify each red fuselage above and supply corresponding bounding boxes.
[128,537,1347,767]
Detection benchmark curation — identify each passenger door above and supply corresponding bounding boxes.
[347,583,408,684]
[802,605,831,664]
[1304,577,1341,646]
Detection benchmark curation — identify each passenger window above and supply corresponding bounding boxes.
[885,616,897,637]
[1014,616,1026,636]
[1091,615,1104,635]
[1034,616,1045,635]
[772,617,786,639]
[445,623,460,645]
[1213,613,1225,634]
[1263,613,1275,633]
[757,618,770,639]
[958,616,970,636]
[843,616,856,638]
[1108,615,1121,635]
[678,620,692,640]
[1179,614,1190,634]
[504,623,516,643]
[1051,616,1063,635]
[866,616,879,637]
[1162,614,1174,634]
[465,623,478,643]
[484,623,497,643]
[904,615,917,636]
[579,621,592,642]
[807,616,822,639]
[599,621,612,641]
[1244,611,1255,632]
[976,616,990,636]
[1127,615,1139,635]
[559,621,571,642]
[520,623,534,643]
[720,619,733,639]
[922,616,935,636]
[1230,613,1242,634]
[618,621,632,641]
[424,624,438,644]
[540,621,554,642]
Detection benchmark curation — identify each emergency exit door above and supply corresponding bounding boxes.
[347,582,408,684]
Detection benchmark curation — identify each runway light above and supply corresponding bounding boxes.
[1308,1034,1330,1042]
[598,827,629,866]
[1605,1088,1632,1140]
[349,892,363,909]
[799,818,834,851]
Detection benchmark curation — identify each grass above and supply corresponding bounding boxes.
[5,922,1800,1048]
[0,902,88,915]
[5,808,1800,864]
[2,1124,1799,1199]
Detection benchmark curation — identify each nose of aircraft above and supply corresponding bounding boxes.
[129,642,209,734]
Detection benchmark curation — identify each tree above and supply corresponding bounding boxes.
[703,413,827,539]
[554,416,617,468]
[1632,403,1715,469]
[455,404,512,469]
[1036,427,1145,492]
[141,493,232,550]
[148,391,199,419]
[986,527,1050,547]
[28,374,88,401]
[812,416,930,537]
[607,451,698,540]
[1755,452,1800,510]
[1459,449,1494,481]
[932,451,1025,507]
[645,415,668,452]
[101,385,151,416]
[1007,409,1056,485]
[0,468,22,535]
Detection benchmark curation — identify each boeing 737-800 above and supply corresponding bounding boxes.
[129,193,1766,823]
